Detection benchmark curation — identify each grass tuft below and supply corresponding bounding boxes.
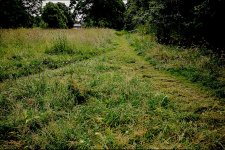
[46,35,75,55]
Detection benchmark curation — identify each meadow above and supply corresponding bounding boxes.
[0,29,225,149]
[0,29,114,81]
[127,33,225,98]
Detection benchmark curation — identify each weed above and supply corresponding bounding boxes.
[46,35,74,55]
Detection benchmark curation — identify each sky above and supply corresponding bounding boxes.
[42,0,127,7]
[43,0,70,6]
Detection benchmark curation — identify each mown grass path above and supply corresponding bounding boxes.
[100,34,225,148]
[114,34,224,114]
[1,32,225,149]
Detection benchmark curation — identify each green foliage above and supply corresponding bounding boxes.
[42,2,67,28]
[71,0,125,29]
[41,2,74,29]
[56,3,74,28]
[124,0,151,30]
[0,0,42,28]
[125,0,225,54]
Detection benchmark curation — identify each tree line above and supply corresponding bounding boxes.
[0,0,74,28]
[0,0,225,54]
[125,0,225,55]
[0,0,42,28]
[0,0,125,29]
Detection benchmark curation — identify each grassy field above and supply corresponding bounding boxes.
[0,29,225,149]
[0,29,115,81]
[126,33,225,98]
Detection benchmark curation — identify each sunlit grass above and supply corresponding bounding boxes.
[0,30,224,149]
[127,33,225,98]
[0,28,115,81]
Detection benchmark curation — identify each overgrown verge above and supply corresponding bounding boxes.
[127,33,225,99]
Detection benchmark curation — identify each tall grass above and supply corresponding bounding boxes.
[0,30,224,149]
[0,28,115,81]
[127,33,225,98]
[46,35,74,54]
[0,63,171,149]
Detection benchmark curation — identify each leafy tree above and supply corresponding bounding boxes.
[124,0,151,30]
[42,2,67,28]
[22,0,42,16]
[125,0,225,54]
[70,0,126,29]
[151,0,225,53]
[0,0,42,28]
[56,3,74,28]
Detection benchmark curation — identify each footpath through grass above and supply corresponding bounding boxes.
[0,29,225,149]
[126,33,225,98]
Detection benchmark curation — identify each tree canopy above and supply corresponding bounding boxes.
[125,0,225,54]
[42,2,74,29]
[70,0,126,29]
[0,0,42,28]
[124,0,150,30]
[56,3,74,28]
